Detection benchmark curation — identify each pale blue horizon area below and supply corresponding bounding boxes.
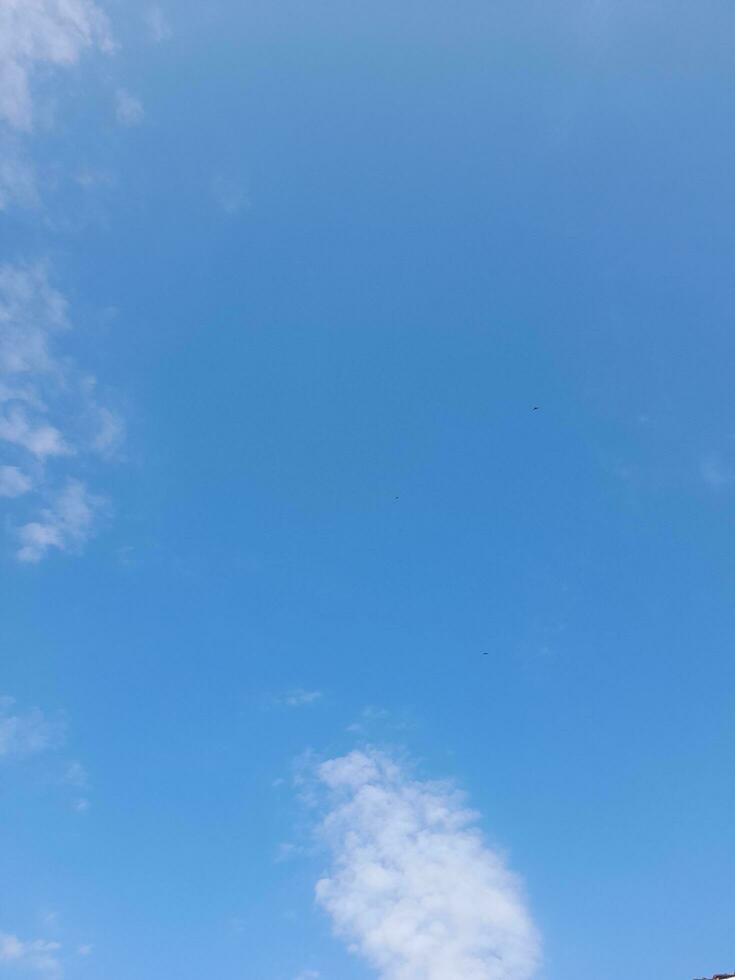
[2,3,734,979]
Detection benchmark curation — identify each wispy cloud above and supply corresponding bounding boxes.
[701,452,732,490]
[0,697,63,759]
[64,760,91,813]
[314,749,541,980]
[17,479,104,563]
[0,933,62,977]
[0,408,71,458]
[0,464,32,497]
[144,5,172,43]
[115,89,144,127]
[0,263,121,560]
[0,0,113,211]
[0,0,113,133]
[279,689,323,708]
[0,142,38,210]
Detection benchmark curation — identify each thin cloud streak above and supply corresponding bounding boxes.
[281,689,323,708]
[314,749,541,980]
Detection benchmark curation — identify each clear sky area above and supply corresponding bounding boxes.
[1,3,733,979]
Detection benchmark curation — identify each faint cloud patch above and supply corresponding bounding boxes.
[115,89,144,127]
[144,5,172,43]
[64,760,88,788]
[65,761,91,812]
[278,689,323,708]
[701,453,732,491]
[0,697,63,759]
[346,705,414,737]
[275,841,305,863]
[0,464,32,497]
[211,174,250,216]
[0,143,38,210]
[0,933,62,977]
[75,168,116,190]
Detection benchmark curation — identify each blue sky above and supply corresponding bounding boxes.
[1,2,734,978]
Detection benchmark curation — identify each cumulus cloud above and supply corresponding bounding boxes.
[17,479,103,562]
[0,263,120,560]
[314,749,541,980]
[0,932,62,976]
[115,89,144,127]
[0,697,62,758]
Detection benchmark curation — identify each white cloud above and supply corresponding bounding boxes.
[0,465,32,497]
[17,479,103,562]
[0,932,62,976]
[0,263,121,560]
[144,5,171,43]
[115,89,144,127]
[0,698,62,758]
[0,262,68,375]
[76,945,92,957]
[281,689,323,708]
[314,749,541,980]
[0,407,71,457]
[0,0,113,132]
